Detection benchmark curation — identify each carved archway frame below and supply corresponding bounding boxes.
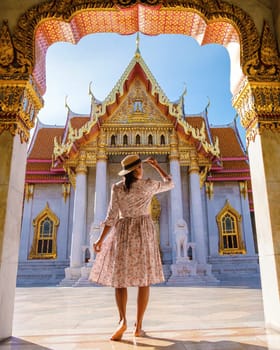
[0,0,279,143]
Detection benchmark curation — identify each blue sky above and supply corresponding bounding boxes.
[37,33,245,142]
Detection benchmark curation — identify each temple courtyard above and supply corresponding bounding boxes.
[1,283,280,349]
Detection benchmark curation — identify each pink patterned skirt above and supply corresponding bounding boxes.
[89,215,164,288]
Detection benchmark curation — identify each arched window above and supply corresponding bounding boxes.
[136,134,141,145]
[148,134,153,145]
[216,200,246,255]
[123,134,128,145]
[111,135,116,146]
[160,134,165,145]
[29,203,59,259]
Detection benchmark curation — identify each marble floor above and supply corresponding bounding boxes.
[1,286,280,349]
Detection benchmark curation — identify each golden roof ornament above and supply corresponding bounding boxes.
[135,32,141,59]
[206,97,210,112]
[65,95,70,113]
[88,81,99,121]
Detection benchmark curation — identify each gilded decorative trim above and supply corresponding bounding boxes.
[0,77,44,142]
[53,118,97,160]
[76,151,88,174]
[169,129,179,161]
[0,20,32,80]
[178,120,220,157]
[246,121,280,144]
[243,21,280,82]
[25,183,34,202]
[199,166,209,188]
[205,181,213,200]
[188,150,199,174]
[66,167,76,189]
[259,122,280,133]
[62,183,71,202]
[239,181,247,199]
[232,78,280,143]
[97,130,107,161]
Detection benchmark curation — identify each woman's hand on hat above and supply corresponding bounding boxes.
[143,157,158,167]
[144,157,172,181]
[164,174,172,181]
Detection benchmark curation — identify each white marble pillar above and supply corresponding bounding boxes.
[0,132,27,340]
[247,130,280,330]
[69,161,87,269]
[189,153,207,264]
[169,131,184,262]
[169,158,183,225]
[94,158,107,225]
[93,130,108,227]
[169,130,183,228]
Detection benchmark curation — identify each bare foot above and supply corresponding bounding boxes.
[133,328,146,337]
[110,321,127,341]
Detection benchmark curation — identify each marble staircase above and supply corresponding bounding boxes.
[16,260,69,286]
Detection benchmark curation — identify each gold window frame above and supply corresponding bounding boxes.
[28,203,59,259]
[216,200,246,255]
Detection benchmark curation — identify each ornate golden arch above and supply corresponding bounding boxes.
[4,0,279,91]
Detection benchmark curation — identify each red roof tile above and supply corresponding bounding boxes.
[28,127,64,159]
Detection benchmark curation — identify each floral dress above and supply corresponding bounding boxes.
[89,178,174,288]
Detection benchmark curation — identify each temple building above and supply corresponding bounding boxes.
[17,46,259,286]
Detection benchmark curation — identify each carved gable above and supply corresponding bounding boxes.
[105,79,172,126]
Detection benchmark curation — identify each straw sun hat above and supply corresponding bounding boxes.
[118,154,142,176]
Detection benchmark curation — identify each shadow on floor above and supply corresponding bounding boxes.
[0,335,270,350]
[0,337,51,349]
[117,335,269,350]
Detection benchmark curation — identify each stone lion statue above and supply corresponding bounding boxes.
[174,219,189,262]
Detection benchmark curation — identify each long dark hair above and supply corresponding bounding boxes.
[124,171,138,192]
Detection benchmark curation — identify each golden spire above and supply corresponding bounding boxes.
[88,81,94,99]
[65,95,70,112]
[135,32,140,58]
[206,96,210,111]
[88,81,98,120]
[181,83,187,99]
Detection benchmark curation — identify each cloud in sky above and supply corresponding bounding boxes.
[37,32,245,141]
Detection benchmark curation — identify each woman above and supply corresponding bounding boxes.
[89,154,174,341]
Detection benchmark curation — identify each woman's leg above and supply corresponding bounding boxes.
[111,287,127,341]
[134,286,150,336]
